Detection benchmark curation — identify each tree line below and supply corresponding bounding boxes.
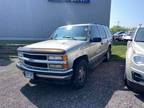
[110,25,136,34]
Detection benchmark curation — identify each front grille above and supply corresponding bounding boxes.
[24,61,47,68]
[20,52,65,70]
[22,52,48,69]
[23,53,47,60]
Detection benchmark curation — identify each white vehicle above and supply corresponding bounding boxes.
[122,31,134,41]
[122,35,131,41]
[125,27,144,93]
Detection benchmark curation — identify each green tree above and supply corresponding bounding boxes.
[110,25,128,34]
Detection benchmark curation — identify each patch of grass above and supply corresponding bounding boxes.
[111,42,127,61]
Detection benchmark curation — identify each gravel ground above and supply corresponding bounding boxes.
[0,58,144,108]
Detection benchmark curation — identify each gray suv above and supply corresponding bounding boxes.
[17,24,112,88]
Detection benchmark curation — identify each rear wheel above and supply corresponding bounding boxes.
[72,60,88,89]
[104,47,111,62]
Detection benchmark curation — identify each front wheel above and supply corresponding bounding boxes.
[29,79,40,85]
[72,60,88,89]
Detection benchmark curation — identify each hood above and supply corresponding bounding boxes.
[19,40,86,53]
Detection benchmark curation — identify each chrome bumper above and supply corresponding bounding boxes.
[16,62,73,80]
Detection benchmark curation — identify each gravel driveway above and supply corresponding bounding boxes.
[0,58,144,108]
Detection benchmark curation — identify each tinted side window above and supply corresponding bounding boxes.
[104,27,108,38]
[104,27,112,38]
[97,26,107,39]
[91,26,100,38]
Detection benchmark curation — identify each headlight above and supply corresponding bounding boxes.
[18,52,23,57]
[133,55,144,65]
[48,56,63,61]
[48,55,68,69]
[49,64,63,69]
[48,55,68,61]
[49,64,68,69]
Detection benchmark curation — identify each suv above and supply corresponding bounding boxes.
[17,24,112,88]
[125,27,144,93]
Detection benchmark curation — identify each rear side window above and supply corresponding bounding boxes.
[104,27,112,39]
[97,26,107,39]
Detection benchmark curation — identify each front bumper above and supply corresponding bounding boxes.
[126,66,144,86]
[16,62,73,80]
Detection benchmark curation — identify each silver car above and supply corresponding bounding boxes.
[125,27,144,93]
[17,24,112,88]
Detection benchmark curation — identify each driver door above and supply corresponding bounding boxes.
[89,25,103,63]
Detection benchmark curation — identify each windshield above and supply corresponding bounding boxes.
[135,28,144,42]
[50,26,89,41]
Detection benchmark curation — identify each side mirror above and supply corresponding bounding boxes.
[90,37,102,42]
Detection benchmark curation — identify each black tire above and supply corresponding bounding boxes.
[72,60,88,89]
[29,79,39,85]
[104,47,111,62]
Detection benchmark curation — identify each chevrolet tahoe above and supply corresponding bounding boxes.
[17,24,112,88]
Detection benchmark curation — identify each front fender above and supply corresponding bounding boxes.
[67,48,88,69]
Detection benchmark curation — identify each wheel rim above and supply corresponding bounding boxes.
[78,66,86,82]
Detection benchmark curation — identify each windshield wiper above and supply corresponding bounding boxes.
[63,36,77,40]
[63,36,72,38]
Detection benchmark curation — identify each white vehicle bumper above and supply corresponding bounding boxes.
[126,66,144,86]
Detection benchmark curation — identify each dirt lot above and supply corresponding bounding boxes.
[0,58,144,108]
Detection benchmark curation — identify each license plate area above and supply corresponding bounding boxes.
[25,71,34,79]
